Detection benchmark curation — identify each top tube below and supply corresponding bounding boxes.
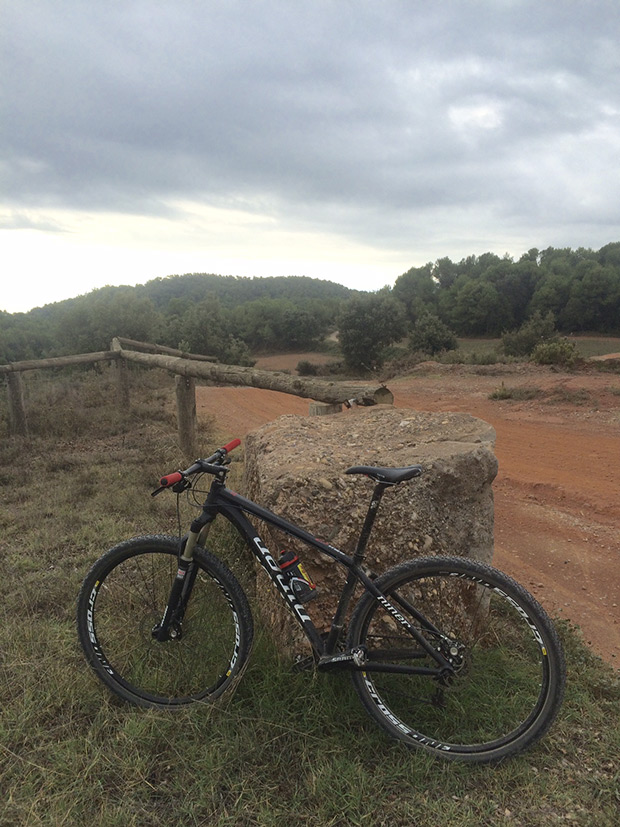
[217,486,355,569]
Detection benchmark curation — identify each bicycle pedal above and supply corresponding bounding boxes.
[292,653,316,672]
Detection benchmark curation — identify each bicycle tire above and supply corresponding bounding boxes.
[347,556,565,763]
[77,535,253,708]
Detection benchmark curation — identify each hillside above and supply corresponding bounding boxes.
[0,274,354,363]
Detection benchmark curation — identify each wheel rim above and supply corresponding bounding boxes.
[358,567,552,754]
[87,549,242,704]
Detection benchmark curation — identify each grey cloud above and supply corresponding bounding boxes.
[0,210,67,232]
[2,0,619,253]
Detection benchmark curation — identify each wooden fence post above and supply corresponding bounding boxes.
[7,372,28,436]
[175,375,197,458]
[114,357,130,410]
[109,339,130,410]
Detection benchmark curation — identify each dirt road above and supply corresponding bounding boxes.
[196,358,620,667]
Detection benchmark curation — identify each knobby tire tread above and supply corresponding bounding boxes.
[77,534,254,708]
[347,556,566,763]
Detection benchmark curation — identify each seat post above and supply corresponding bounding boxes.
[352,482,389,563]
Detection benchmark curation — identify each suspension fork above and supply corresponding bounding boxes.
[176,518,217,617]
[153,511,216,641]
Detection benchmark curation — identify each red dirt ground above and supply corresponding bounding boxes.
[196,355,620,668]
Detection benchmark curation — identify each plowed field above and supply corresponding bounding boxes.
[196,355,620,667]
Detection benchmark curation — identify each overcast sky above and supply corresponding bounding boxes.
[2,0,619,313]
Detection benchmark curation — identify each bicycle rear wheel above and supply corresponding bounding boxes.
[77,535,253,707]
[347,557,565,762]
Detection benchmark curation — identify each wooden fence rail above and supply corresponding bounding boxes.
[0,351,118,374]
[111,340,392,407]
[113,337,217,362]
[2,338,393,453]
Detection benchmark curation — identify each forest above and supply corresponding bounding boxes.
[2,242,620,366]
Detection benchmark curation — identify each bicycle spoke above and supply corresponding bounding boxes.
[349,558,565,762]
[78,537,253,706]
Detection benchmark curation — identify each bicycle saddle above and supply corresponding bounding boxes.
[344,464,423,484]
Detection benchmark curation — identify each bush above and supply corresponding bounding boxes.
[502,311,557,357]
[296,360,320,376]
[489,383,543,400]
[592,358,620,374]
[409,313,458,355]
[439,349,501,365]
[219,336,255,366]
[466,350,499,365]
[531,339,579,368]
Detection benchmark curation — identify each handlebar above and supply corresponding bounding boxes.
[154,439,241,495]
[220,438,242,454]
[159,471,184,488]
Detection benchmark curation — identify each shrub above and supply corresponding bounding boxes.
[531,339,579,368]
[467,350,499,365]
[489,383,511,400]
[296,360,320,376]
[592,358,620,374]
[435,348,505,365]
[219,336,255,366]
[502,311,557,357]
[409,313,458,355]
[489,383,543,401]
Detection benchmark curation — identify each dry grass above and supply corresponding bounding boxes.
[0,366,618,826]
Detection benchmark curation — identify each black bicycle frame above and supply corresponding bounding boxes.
[169,477,453,675]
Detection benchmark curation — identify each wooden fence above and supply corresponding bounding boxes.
[1,338,393,455]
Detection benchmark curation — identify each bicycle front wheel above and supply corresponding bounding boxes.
[77,535,253,707]
[348,557,565,762]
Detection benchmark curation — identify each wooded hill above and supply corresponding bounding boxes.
[0,275,354,365]
[2,242,620,365]
[392,242,620,337]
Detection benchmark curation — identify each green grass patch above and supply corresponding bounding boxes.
[0,369,619,825]
[456,337,502,356]
[570,336,620,358]
[457,335,620,362]
[489,384,593,406]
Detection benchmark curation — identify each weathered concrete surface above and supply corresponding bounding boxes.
[243,406,497,654]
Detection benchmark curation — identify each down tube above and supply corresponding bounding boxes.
[222,505,325,654]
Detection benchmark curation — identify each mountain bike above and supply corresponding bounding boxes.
[77,439,566,763]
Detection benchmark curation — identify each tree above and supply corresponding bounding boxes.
[392,264,437,323]
[502,311,557,357]
[449,280,508,336]
[432,257,459,289]
[529,271,573,326]
[408,313,457,355]
[338,294,406,372]
[481,259,541,330]
[230,298,328,351]
[179,295,227,356]
[57,288,160,353]
[561,263,620,332]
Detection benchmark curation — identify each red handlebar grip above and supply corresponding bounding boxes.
[160,472,183,487]
[222,438,241,453]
